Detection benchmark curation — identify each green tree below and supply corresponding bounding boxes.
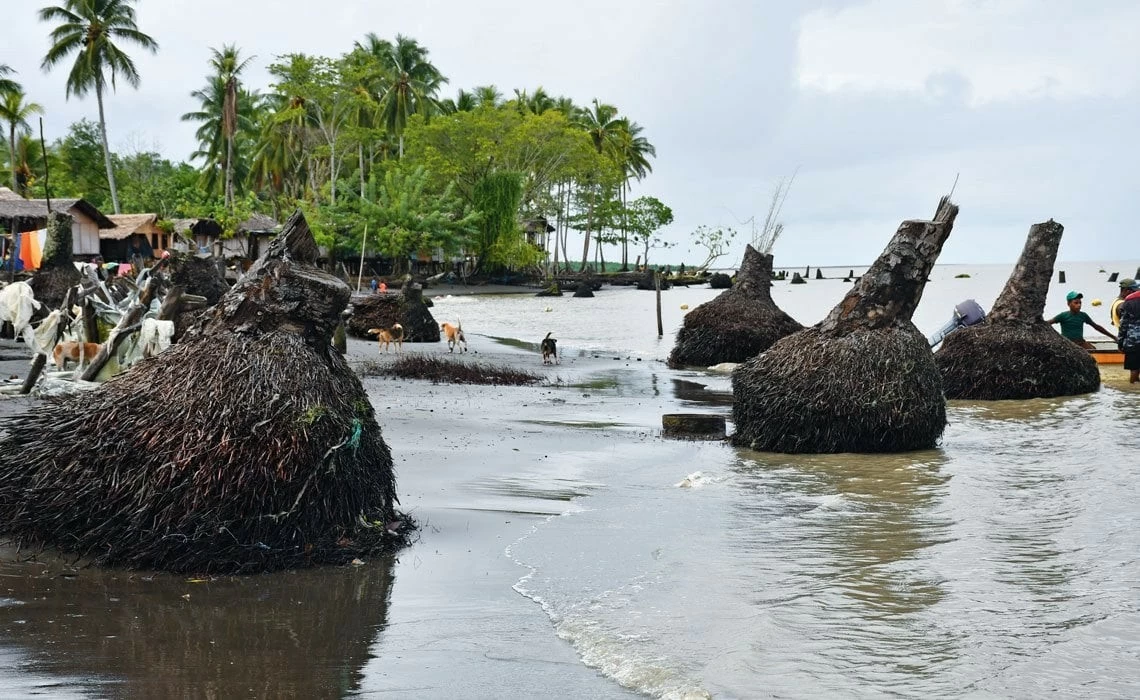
[690,224,737,271]
[374,35,447,157]
[39,0,159,214]
[182,47,259,209]
[0,90,44,192]
[50,119,111,207]
[0,64,19,96]
[627,196,674,267]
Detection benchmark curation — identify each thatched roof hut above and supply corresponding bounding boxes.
[102,212,171,260]
[935,220,1099,399]
[668,244,802,368]
[0,186,113,258]
[731,198,958,453]
[0,210,408,573]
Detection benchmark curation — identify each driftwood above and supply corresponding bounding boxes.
[662,413,726,440]
[79,272,160,381]
[19,286,75,394]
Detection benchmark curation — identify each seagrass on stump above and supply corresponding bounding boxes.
[668,245,802,368]
[28,212,81,310]
[935,220,1099,399]
[0,210,408,573]
[347,284,440,342]
[732,199,958,453]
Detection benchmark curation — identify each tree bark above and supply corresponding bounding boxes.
[733,244,775,302]
[986,220,1064,324]
[95,82,121,214]
[8,122,16,192]
[820,197,958,335]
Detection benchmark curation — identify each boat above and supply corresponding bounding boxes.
[1090,339,1124,365]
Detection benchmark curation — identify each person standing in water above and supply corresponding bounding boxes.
[1111,278,1139,328]
[1046,291,1116,350]
[1117,283,1140,383]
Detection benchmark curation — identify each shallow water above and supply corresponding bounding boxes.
[0,260,1137,698]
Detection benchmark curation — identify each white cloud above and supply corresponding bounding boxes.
[796,0,1140,105]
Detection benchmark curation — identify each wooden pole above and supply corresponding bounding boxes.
[655,270,663,337]
[356,224,367,293]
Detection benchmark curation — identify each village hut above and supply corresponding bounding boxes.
[0,187,113,273]
[732,198,958,453]
[935,220,1099,399]
[101,213,171,261]
[0,210,409,573]
[347,278,441,342]
[171,217,224,255]
[239,213,280,260]
[668,244,802,368]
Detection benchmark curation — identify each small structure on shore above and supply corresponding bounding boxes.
[0,210,408,573]
[935,220,1100,399]
[348,277,440,342]
[732,198,958,453]
[668,244,802,368]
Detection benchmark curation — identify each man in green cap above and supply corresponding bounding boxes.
[1110,278,1140,328]
[1047,290,1117,349]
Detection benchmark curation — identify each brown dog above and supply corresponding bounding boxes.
[53,341,103,370]
[440,320,467,353]
[367,323,404,353]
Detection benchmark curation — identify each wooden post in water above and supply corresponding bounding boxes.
[1058,270,1066,283]
[655,270,663,337]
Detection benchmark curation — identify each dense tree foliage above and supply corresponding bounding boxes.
[4,17,669,271]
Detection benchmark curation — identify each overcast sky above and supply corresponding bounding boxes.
[3,0,1138,266]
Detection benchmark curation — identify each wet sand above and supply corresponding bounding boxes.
[0,330,685,697]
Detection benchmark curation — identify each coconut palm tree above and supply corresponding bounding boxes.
[439,88,476,114]
[38,0,159,214]
[374,35,447,158]
[472,84,501,109]
[0,90,45,193]
[181,76,258,201]
[0,64,20,96]
[209,45,254,212]
[12,132,47,196]
[613,118,655,268]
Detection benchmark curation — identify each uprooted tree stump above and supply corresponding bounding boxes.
[347,284,440,343]
[167,252,230,306]
[0,209,410,573]
[28,212,82,311]
[668,245,803,368]
[732,198,958,453]
[935,220,1100,399]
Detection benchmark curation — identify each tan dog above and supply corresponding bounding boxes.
[440,320,467,353]
[367,323,404,353]
[53,341,103,370]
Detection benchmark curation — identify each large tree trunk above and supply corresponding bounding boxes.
[579,187,593,272]
[7,122,16,192]
[820,197,958,335]
[225,135,234,211]
[987,220,1063,323]
[95,82,121,214]
[359,143,366,200]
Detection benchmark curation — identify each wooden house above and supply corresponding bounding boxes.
[102,213,171,261]
[0,186,115,260]
[171,218,224,255]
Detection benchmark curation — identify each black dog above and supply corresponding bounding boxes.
[540,332,558,365]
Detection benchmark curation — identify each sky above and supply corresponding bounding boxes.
[2,0,1138,266]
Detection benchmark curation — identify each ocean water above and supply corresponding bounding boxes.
[0,259,1137,698]
[422,260,1140,698]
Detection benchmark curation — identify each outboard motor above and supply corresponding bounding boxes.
[928,299,986,348]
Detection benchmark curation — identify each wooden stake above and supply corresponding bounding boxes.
[655,270,663,337]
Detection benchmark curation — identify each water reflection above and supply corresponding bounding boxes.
[728,450,957,691]
[0,554,395,699]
